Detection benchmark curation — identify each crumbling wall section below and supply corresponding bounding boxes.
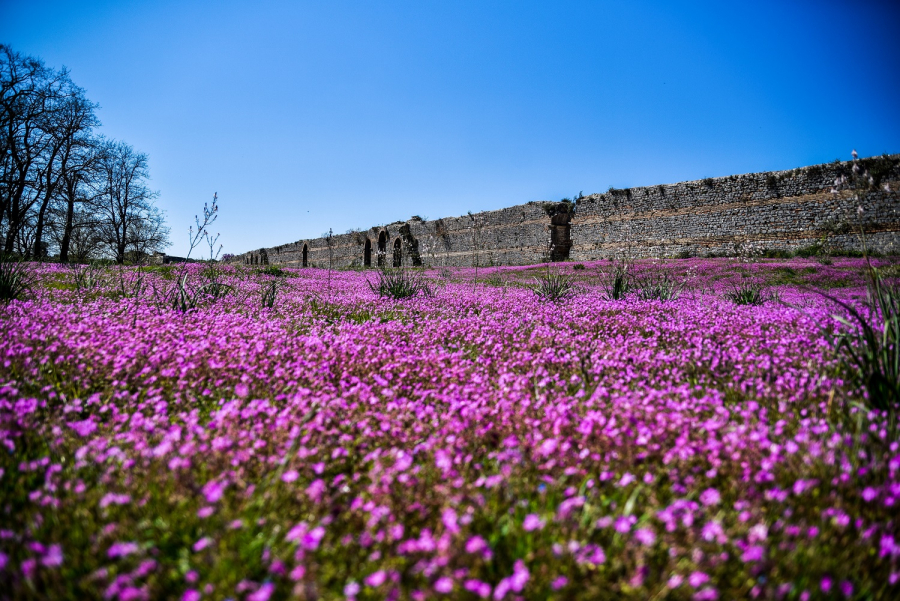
[571,157,900,259]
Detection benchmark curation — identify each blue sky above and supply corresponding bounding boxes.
[2,0,899,257]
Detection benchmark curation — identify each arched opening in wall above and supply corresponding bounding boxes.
[393,238,402,267]
[377,231,387,267]
[302,244,308,268]
[363,238,372,267]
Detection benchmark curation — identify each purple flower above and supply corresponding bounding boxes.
[510,560,529,592]
[741,545,765,562]
[344,581,360,596]
[67,419,97,437]
[538,438,558,457]
[365,570,386,587]
[465,536,488,554]
[699,488,721,506]
[442,508,459,534]
[99,493,131,508]
[248,582,274,601]
[434,577,453,593]
[634,527,656,546]
[306,479,326,502]
[464,579,492,598]
[689,572,710,588]
[192,537,213,552]
[493,577,510,600]
[615,516,635,533]
[108,542,139,558]
[41,544,63,567]
[694,588,719,600]
[201,480,226,504]
[302,526,325,550]
[523,514,544,532]
[286,522,308,543]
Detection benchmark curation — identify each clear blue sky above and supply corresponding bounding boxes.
[3,0,898,257]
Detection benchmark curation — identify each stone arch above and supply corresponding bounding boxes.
[393,237,402,267]
[364,238,372,267]
[377,231,387,267]
[302,244,308,268]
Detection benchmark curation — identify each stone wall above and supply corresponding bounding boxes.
[231,155,900,268]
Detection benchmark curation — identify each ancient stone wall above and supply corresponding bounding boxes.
[231,155,900,268]
[237,202,564,269]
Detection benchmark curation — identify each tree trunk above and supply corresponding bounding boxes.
[32,191,52,260]
[59,189,75,263]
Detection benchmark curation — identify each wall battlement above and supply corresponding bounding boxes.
[230,156,900,268]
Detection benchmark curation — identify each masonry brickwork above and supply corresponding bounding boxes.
[231,156,900,268]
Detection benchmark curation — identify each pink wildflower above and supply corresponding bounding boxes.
[365,570,386,587]
[523,514,544,531]
[434,577,453,593]
[248,582,274,601]
[689,572,710,588]
[464,580,492,598]
[67,419,97,437]
[538,438,558,457]
[108,542,139,558]
[634,527,656,546]
[344,581,360,596]
[699,488,721,506]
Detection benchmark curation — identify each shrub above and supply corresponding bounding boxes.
[369,268,432,299]
[0,254,32,303]
[725,281,769,306]
[261,280,279,308]
[170,274,200,312]
[634,268,682,301]
[259,266,288,277]
[759,248,793,259]
[825,269,900,418]
[600,260,632,300]
[199,269,233,301]
[795,244,824,258]
[572,263,585,271]
[71,262,106,292]
[530,269,576,303]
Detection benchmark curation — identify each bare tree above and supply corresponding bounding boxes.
[0,44,66,254]
[55,134,103,262]
[31,85,99,259]
[3,45,169,263]
[93,139,168,263]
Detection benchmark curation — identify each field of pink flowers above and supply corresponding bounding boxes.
[1,258,898,600]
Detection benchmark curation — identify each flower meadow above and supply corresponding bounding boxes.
[1,258,899,600]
